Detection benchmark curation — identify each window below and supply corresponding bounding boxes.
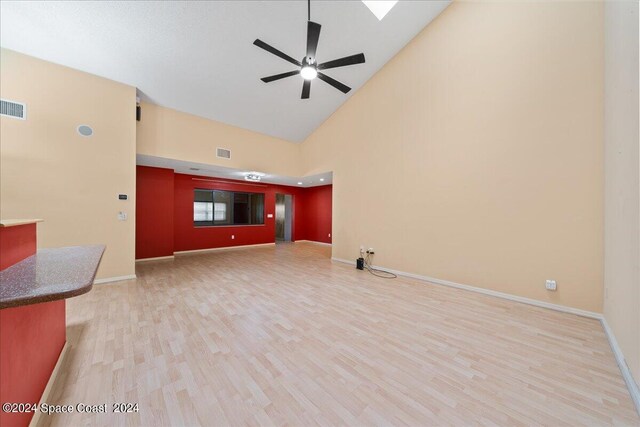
[194,189,264,226]
[214,203,227,221]
[194,202,213,222]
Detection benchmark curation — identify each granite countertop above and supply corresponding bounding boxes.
[0,245,105,309]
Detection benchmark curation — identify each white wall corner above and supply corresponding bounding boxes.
[601,317,640,415]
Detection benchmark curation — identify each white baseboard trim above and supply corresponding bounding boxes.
[331,257,602,320]
[295,240,332,246]
[601,318,640,415]
[93,274,137,285]
[29,342,69,427]
[174,242,275,256]
[135,255,175,262]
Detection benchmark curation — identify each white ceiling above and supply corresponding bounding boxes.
[0,1,450,142]
[137,154,332,188]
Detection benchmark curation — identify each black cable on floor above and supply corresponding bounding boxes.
[364,253,397,279]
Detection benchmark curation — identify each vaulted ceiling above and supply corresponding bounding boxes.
[0,1,450,142]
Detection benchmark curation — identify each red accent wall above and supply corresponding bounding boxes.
[0,224,37,271]
[0,301,66,427]
[136,166,175,259]
[297,184,333,244]
[135,166,332,258]
[174,173,290,251]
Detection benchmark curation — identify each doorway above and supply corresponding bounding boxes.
[275,193,293,242]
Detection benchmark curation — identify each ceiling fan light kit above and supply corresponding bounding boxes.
[253,0,366,99]
[300,58,318,81]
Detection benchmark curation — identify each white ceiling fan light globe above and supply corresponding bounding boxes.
[300,66,318,80]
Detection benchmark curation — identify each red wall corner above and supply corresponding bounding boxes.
[296,184,333,244]
[136,166,175,259]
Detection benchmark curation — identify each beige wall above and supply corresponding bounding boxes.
[604,1,639,384]
[301,1,604,312]
[0,49,136,279]
[137,102,301,177]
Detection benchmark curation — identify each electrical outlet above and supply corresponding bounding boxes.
[545,280,557,291]
[367,248,375,254]
[117,211,127,221]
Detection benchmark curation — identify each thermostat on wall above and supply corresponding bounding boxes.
[118,194,128,200]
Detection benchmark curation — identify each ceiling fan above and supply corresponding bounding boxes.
[253,0,366,99]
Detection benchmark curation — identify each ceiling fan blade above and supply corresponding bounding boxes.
[261,70,300,83]
[306,21,321,59]
[301,80,311,99]
[317,72,351,94]
[318,53,365,71]
[253,39,302,66]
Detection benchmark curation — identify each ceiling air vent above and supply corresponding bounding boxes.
[216,148,231,159]
[0,99,26,120]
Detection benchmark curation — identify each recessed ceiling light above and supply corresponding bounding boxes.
[362,0,398,21]
[320,178,325,182]
[189,167,200,171]
[297,182,303,185]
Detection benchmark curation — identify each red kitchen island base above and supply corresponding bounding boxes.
[0,301,66,427]
[0,219,105,427]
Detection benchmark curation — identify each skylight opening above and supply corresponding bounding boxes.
[362,0,399,21]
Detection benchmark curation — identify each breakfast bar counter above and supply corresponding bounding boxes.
[0,245,105,309]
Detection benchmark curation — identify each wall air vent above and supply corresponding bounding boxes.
[216,148,231,159]
[0,99,26,120]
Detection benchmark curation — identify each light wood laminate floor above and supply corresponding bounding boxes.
[41,243,638,426]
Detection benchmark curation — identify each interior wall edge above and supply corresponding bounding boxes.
[602,0,640,389]
[601,317,640,415]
